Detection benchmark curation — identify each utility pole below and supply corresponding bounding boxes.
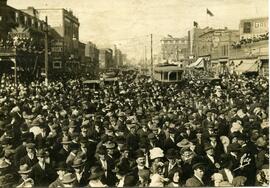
[44,16,49,85]
[144,45,147,67]
[150,34,153,78]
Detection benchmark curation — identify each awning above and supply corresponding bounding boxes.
[232,59,258,73]
[188,57,204,68]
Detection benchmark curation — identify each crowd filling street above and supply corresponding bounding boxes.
[0,71,268,187]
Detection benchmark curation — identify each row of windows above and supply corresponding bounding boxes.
[14,12,45,31]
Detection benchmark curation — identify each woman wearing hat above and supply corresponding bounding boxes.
[87,166,107,187]
[16,164,34,188]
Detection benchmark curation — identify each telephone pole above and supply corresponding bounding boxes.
[44,16,49,85]
[150,34,153,78]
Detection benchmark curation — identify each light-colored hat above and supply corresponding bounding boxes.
[149,147,164,160]
[220,136,230,146]
[18,164,32,174]
[230,122,243,133]
[177,139,192,148]
[62,173,77,184]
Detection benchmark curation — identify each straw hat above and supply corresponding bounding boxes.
[149,147,164,160]
[18,164,32,174]
[62,173,77,184]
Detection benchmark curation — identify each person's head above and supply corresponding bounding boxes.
[97,146,106,161]
[193,163,205,179]
[62,173,77,187]
[169,169,182,184]
[204,143,214,156]
[25,143,35,154]
[18,164,31,180]
[56,162,67,180]
[36,150,46,163]
[135,150,145,167]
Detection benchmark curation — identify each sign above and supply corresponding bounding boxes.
[9,25,30,39]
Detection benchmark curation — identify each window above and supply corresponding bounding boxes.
[164,72,168,80]
[243,22,251,33]
[53,61,62,69]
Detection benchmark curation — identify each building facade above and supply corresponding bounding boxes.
[239,17,268,39]
[160,35,188,63]
[99,48,113,71]
[37,8,80,76]
[0,1,47,79]
[85,41,99,78]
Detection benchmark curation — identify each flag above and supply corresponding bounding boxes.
[193,21,198,28]
[207,8,214,16]
[167,34,173,38]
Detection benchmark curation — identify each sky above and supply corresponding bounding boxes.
[8,0,269,60]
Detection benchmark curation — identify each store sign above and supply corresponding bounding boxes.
[9,25,30,39]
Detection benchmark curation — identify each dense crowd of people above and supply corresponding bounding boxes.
[0,71,268,187]
[232,33,269,49]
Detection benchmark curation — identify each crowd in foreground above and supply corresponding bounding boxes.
[0,71,269,187]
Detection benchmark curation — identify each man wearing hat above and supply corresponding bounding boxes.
[16,163,34,187]
[56,136,71,163]
[163,148,181,179]
[218,154,234,184]
[202,142,220,185]
[35,122,49,148]
[30,149,57,187]
[95,146,116,186]
[163,128,180,152]
[48,162,68,188]
[61,173,79,187]
[185,163,206,187]
[72,157,90,187]
[88,166,107,187]
[131,149,148,184]
[113,162,131,187]
[126,123,139,157]
[20,141,38,168]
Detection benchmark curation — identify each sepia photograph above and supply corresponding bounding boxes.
[0,0,269,187]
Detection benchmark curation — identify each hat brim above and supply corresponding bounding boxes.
[62,177,77,184]
[18,169,31,174]
[177,143,192,148]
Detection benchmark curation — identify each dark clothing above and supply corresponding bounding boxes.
[30,163,57,187]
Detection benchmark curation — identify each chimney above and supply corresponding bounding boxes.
[0,0,7,5]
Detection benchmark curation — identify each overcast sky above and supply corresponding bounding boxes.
[8,0,268,60]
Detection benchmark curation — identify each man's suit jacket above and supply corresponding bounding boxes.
[14,145,27,168]
[30,163,57,187]
[163,161,181,178]
[20,154,38,167]
[76,170,90,187]
[186,176,204,187]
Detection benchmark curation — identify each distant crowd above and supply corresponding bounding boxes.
[0,72,268,187]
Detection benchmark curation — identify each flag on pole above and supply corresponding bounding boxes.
[193,21,198,28]
[207,8,214,16]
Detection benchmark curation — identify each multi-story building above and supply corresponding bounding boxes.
[187,27,209,60]
[227,17,269,77]
[37,8,80,75]
[160,35,188,63]
[114,47,123,68]
[0,1,47,78]
[85,41,99,78]
[99,48,113,71]
[239,17,268,39]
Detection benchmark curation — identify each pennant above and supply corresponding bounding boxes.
[193,21,198,28]
[207,8,214,16]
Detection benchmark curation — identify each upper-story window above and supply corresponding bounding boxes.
[243,22,251,33]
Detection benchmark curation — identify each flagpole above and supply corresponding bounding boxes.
[206,9,209,28]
